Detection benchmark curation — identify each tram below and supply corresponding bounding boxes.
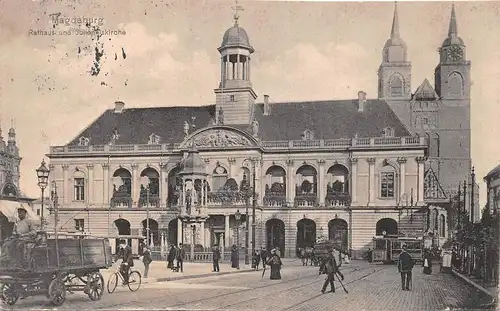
[371,234,423,264]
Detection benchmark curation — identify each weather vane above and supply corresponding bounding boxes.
[232,0,244,25]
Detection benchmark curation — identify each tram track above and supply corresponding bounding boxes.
[100,265,364,310]
[212,265,391,311]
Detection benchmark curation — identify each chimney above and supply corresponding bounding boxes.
[114,101,125,113]
[357,91,367,112]
[263,95,270,116]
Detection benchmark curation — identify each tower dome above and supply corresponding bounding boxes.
[218,5,254,52]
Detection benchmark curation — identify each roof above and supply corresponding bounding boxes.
[485,164,500,180]
[179,149,207,176]
[413,79,438,101]
[220,25,253,52]
[67,99,410,146]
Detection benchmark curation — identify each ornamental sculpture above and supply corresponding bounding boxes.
[187,129,252,148]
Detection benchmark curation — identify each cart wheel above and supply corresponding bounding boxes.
[87,272,104,301]
[127,271,142,292]
[0,284,19,305]
[48,278,66,306]
[107,273,118,294]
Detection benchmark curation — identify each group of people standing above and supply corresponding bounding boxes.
[166,243,186,272]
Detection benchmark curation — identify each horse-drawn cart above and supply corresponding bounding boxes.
[0,232,113,306]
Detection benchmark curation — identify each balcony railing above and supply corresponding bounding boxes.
[206,191,248,206]
[110,196,132,208]
[325,191,351,207]
[49,136,426,155]
[264,193,287,207]
[294,194,318,207]
[138,195,160,208]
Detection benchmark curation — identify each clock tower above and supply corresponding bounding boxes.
[433,4,472,192]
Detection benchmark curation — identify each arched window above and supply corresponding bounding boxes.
[431,133,440,157]
[383,127,395,138]
[433,209,439,231]
[390,76,403,97]
[302,129,314,141]
[73,170,86,201]
[439,214,446,237]
[380,164,397,198]
[148,133,160,145]
[448,72,463,96]
[78,136,89,146]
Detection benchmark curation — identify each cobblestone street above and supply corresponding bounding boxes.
[3,260,494,310]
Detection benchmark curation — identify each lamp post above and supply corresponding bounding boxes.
[243,157,258,265]
[36,159,50,229]
[191,223,196,262]
[141,176,151,247]
[51,181,60,267]
[235,209,241,269]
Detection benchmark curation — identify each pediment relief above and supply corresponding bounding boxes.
[180,127,256,149]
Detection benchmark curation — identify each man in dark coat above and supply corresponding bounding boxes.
[231,245,239,269]
[397,244,414,291]
[319,248,340,294]
[176,243,185,272]
[260,247,268,270]
[116,239,134,284]
[212,246,221,272]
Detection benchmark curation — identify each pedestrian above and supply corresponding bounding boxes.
[142,246,152,278]
[176,243,185,273]
[266,248,283,280]
[319,247,340,294]
[230,245,239,269]
[167,245,176,270]
[212,245,221,272]
[397,244,414,291]
[422,249,433,275]
[260,247,268,270]
[332,247,344,280]
[252,250,261,271]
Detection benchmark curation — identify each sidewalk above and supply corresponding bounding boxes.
[101,259,263,284]
[452,269,499,302]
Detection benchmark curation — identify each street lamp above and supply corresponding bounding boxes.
[235,209,241,269]
[36,159,50,229]
[141,176,151,247]
[243,157,258,265]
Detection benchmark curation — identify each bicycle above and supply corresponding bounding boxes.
[106,264,142,293]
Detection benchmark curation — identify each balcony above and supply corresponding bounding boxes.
[49,136,426,155]
[263,193,287,207]
[138,195,160,208]
[206,191,247,206]
[294,194,318,207]
[325,191,351,207]
[110,196,132,208]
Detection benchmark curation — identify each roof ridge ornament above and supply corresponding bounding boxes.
[232,0,244,26]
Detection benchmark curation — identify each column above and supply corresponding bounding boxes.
[87,164,94,205]
[200,222,205,247]
[160,164,167,208]
[224,214,230,248]
[350,157,358,203]
[220,56,225,82]
[318,159,325,205]
[62,164,69,205]
[397,157,407,204]
[286,159,294,204]
[232,61,235,79]
[131,163,139,206]
[102,163,109,207]
[367,158,376,205]
[177,218,182,245]
[248,57,251,81]
[236,55,240,79]
[416,157,425,204]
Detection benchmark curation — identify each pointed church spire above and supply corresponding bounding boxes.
[391,2,400,39]
[448,4,458,37]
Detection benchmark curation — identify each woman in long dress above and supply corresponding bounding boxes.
[167,245,176,270]
[231,245,239,268]
[266,248,283,280]
[423,249,433,274]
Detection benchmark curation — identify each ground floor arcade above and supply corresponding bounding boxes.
[53,205,447,259]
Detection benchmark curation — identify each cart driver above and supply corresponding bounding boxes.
[1,207,37,268]
[116,239,134,285]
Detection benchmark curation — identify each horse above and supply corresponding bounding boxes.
[298,246,315,266]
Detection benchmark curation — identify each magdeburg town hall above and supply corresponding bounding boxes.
[47,3,473,259]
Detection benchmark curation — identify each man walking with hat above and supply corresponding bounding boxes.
[397,244,414,291]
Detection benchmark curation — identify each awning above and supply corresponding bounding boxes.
[0,200,40,223]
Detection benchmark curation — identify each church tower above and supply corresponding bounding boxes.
[214,4,257,125]
[434,4,472,191]
[378,2,412,100]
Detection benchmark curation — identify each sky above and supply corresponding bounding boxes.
[0,0,499,206]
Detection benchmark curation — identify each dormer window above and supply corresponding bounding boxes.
[78,136,90,146]
[382,127,395,138]
[301,129,314,141]
[148,133,160,145]
[110,128,120,145]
